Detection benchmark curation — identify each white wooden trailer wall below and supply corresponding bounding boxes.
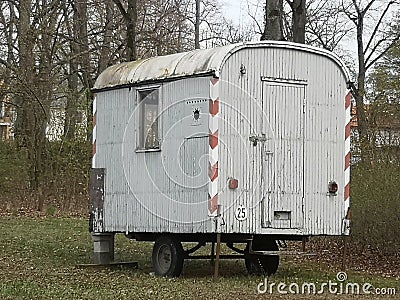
[92,41,351,238]
[94,78,212,233]
[218,46,350,236]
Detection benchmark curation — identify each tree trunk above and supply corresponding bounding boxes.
[64,0,80,139]
[195,0,200,48]
[77,0,92,88]
[126,0,137,61]
[33,0,57,192]
[354,15,368,142]
[0,2,16,101]
[16,0,54,192]
[291,0,306,43]
[113,0,137,61]
[98,0,114,74]
[75,0,94,141]
[262,0,284,41]
[15,0,34,142]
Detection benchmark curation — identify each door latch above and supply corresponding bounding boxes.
[249,134,267,147]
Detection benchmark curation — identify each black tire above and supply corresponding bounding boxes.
[245,239,279,276]
[152,236,184,277]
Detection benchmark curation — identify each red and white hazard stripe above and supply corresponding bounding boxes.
[208,78,219,216]
[92,95,97,168]
[344,91,351,202]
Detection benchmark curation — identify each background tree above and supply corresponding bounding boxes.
[261,0,284,40]
[286,0,306,43]
[306,0,353,51]
[195,0,200,49]
[257,0,306,43]
[367,18,400,158]
[342,0,400,146]
[113,0,137,61]
[185,0,240,49]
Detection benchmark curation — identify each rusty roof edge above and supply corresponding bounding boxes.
[93,41,351,91]
[129,57,153,83]
[92,71,216,93]
[93,45,237,90]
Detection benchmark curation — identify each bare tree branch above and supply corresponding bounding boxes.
[366,32,400,70]
[362,0,378,15]
[364,1,395,55]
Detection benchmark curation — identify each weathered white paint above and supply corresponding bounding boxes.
[93,41,350,237]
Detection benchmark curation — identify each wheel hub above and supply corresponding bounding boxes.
[157,244,172,272]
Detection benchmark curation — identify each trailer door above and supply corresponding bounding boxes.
[260,78,306,229]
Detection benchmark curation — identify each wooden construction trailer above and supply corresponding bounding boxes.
[90,41,352,277]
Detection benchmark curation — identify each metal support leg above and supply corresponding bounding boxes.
[210,242,215,265]
[213,205,222,278]
[214,233,221,278]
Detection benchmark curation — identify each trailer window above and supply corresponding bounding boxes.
[138,89,159,149]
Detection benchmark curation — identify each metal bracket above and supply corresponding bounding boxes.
[249,134,268,147]
[184,242,207,257]
[89,168,106,233]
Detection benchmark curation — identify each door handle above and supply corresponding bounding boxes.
[249,135,267,147]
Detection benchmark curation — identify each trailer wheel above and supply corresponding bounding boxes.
[152,236,184,277]
[245,240,279,276]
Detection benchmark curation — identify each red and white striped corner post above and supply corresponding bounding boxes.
[208,78,219,217]
[343,91,352,235]
[344,91,351,203]
[92,95,97,168]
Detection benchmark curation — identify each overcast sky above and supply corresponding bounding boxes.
[222,0,251,26]
[222,0,242,20]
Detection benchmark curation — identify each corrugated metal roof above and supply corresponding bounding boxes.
[93,41,350,91]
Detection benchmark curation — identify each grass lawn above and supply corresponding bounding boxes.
[0,216,398,299]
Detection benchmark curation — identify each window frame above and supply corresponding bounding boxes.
[135,86,161,152]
